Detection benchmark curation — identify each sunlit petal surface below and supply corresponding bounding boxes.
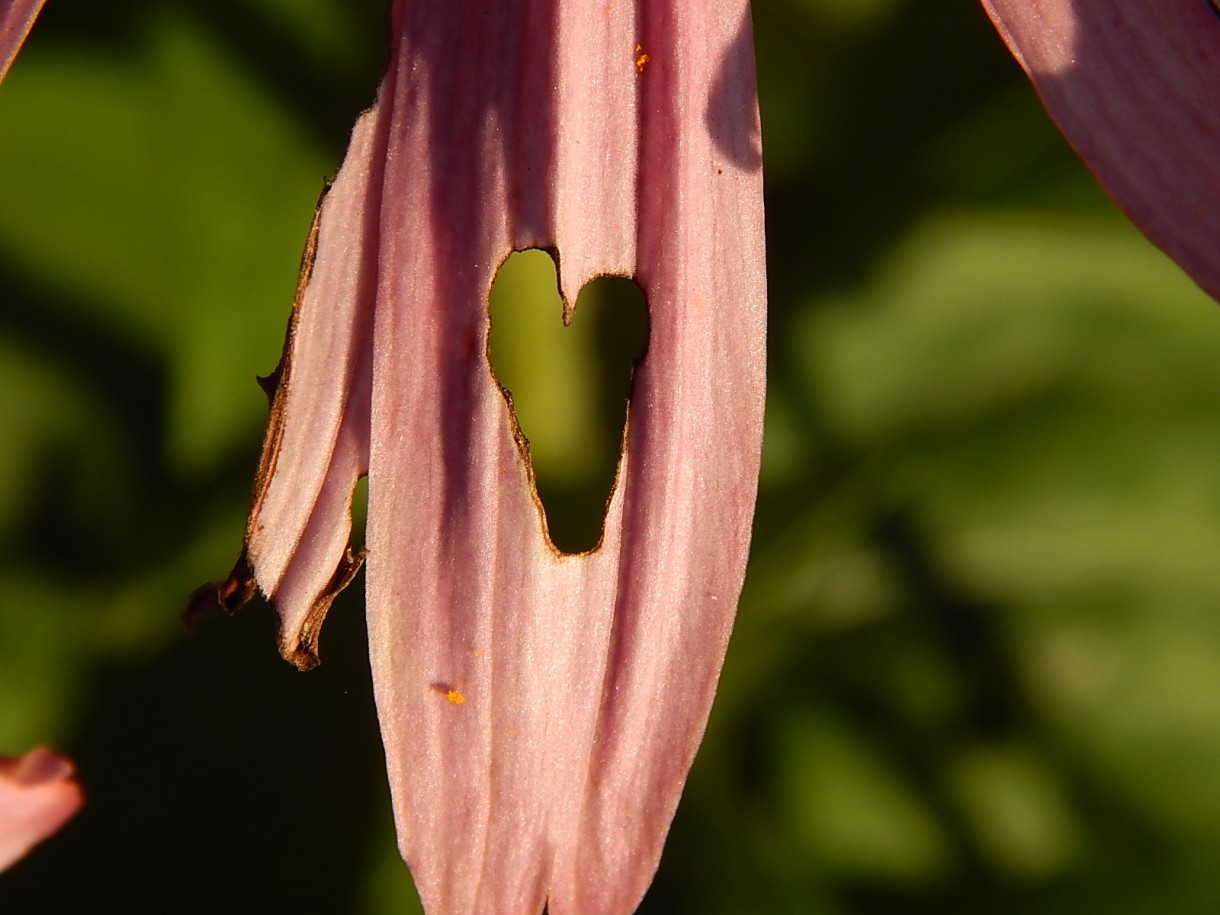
[202,1,766,912]
[0,0,44,84]
[981,1,1220,299]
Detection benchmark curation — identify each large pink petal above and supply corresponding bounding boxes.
[981,1,1220,299]
[195,1,765,912]
[0,747,82,872]
[0,0,44,85]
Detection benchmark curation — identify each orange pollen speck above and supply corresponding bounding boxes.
[446,690,465,705]
[634,44,649,72]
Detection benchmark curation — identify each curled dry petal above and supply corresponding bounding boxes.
[196,0,765,912]
[0,0,45,85]
[0,747,83,871]
[981,1,1220,299]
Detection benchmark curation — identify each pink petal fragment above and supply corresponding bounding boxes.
[0,0,44,85]
[981,1,1220,299]
[0,747,83,872]
[201,2,765,912]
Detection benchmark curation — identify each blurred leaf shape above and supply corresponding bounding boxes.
[0,10,331,475]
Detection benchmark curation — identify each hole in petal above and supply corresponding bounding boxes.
[349,474,368,553]
[488,249,648,554]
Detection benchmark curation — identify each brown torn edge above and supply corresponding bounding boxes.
[183,182,365,670]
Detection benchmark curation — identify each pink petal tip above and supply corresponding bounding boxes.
[982,1,1220,300]
[0,746,83,872]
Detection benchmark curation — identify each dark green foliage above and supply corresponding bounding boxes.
[3,2,1220,912]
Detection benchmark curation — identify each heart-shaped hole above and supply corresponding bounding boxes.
[488,249,649,554]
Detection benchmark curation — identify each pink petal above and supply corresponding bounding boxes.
[981,1,1220,299]
[196,1,765,912]
[0,747,83,871]
[0,0,44,85]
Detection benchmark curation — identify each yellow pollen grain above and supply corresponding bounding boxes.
[446,690,465,705]
[634,44,649,72]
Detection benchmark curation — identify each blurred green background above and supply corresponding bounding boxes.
[3,1,1220,912]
